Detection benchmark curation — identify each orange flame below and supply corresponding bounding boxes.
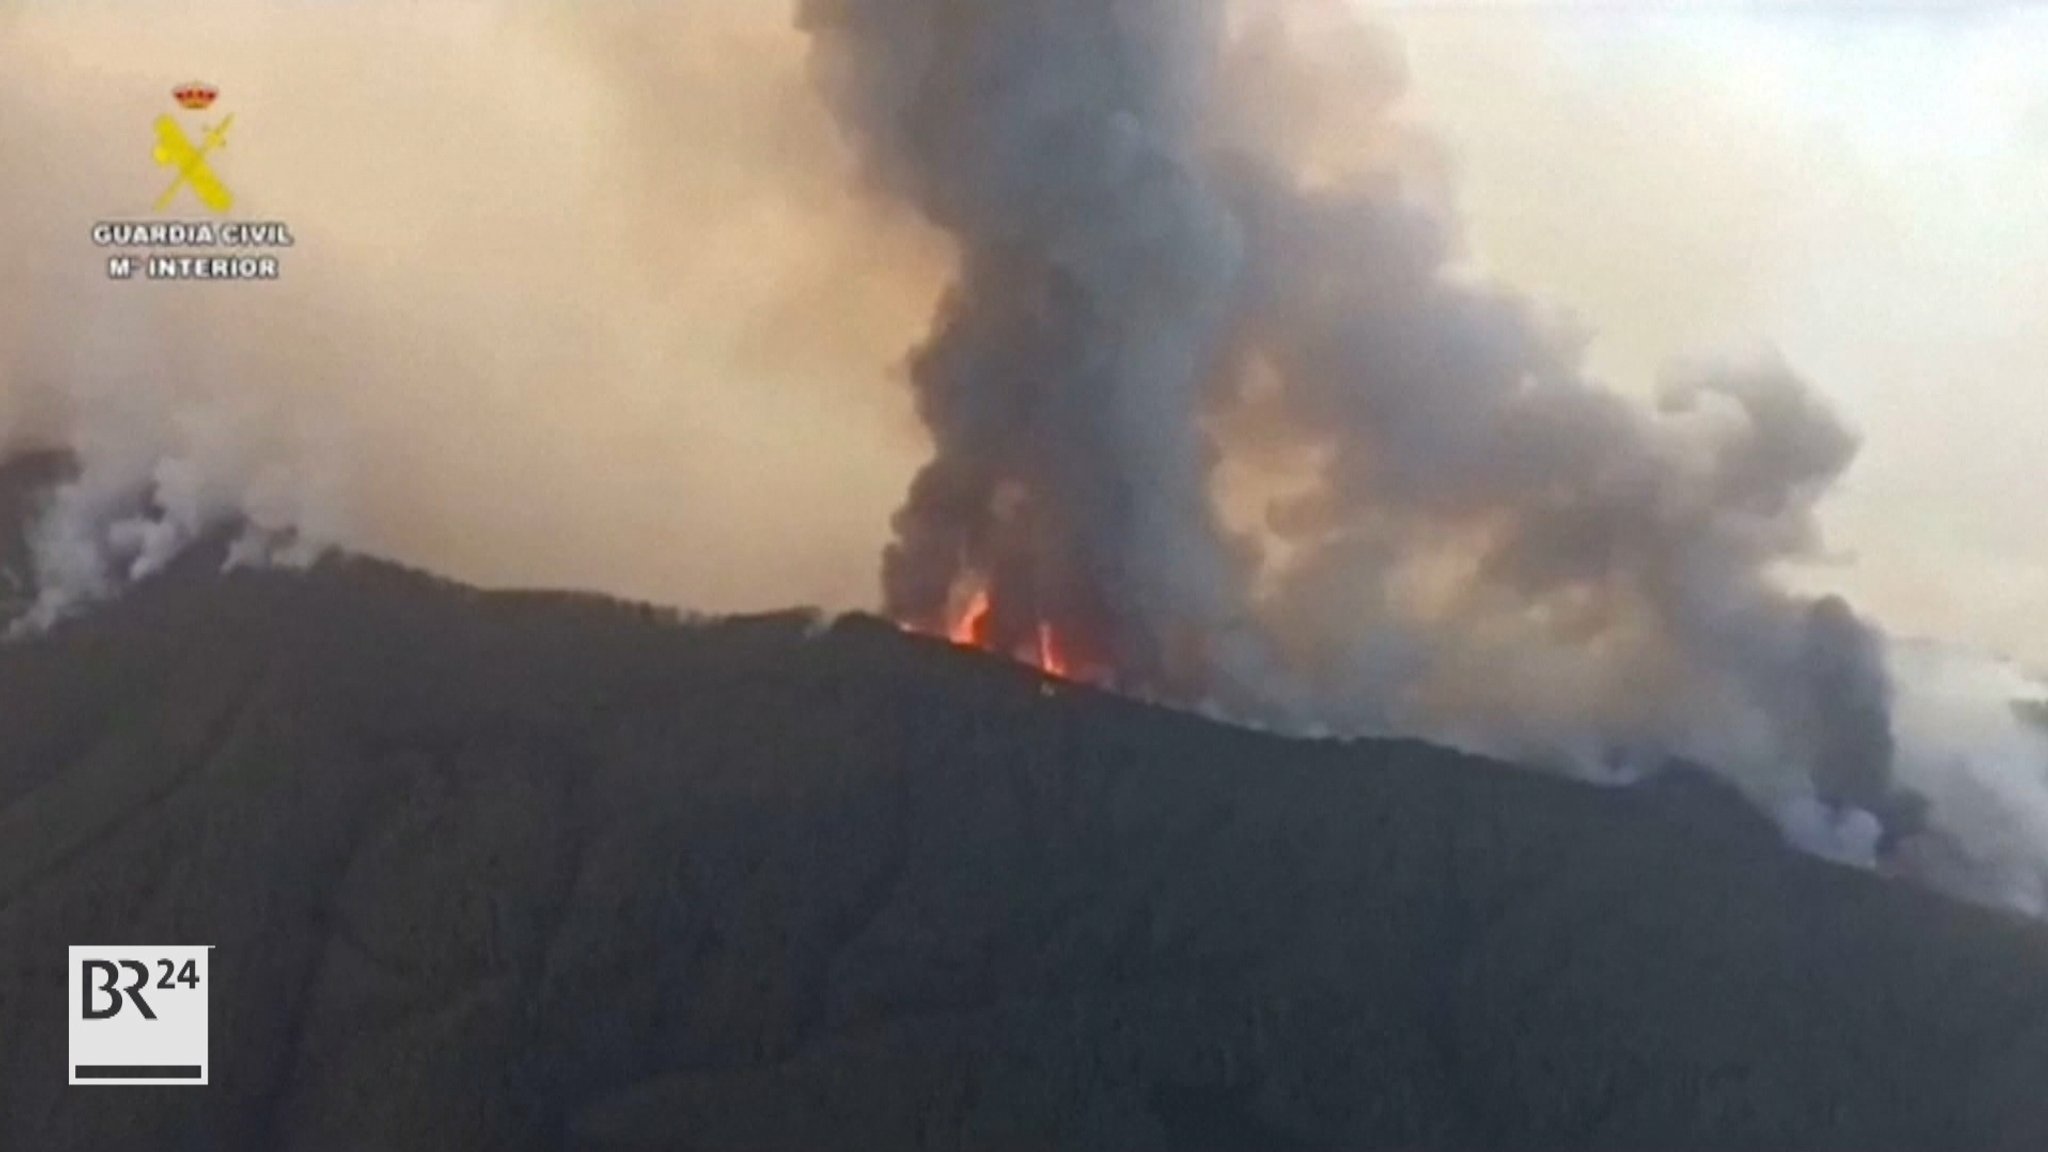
[1035,622,1072,679]
[949,588,993,647]
[925,586,1077,681]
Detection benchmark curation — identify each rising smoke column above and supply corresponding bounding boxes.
[801,0,1920,838]
[802,0,1250,689]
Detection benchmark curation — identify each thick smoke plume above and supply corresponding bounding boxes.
[3,1,2041,909]
[801,0,1920,838]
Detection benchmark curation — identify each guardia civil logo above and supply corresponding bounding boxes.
[153,81,234,214]
[93,80,293,283]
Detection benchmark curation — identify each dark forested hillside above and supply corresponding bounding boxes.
[2,544,2047,1150]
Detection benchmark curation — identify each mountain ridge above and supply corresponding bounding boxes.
[2,550,2047,1149]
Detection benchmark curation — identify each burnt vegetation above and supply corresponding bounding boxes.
[1,536,2047,1151]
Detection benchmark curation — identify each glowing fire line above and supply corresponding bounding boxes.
[927,587,1074,680]
[949,588,993,647]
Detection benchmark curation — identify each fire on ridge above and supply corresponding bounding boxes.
[915,586,1078,681]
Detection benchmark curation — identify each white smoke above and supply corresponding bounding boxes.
[4,299,345,632]
[1885,643,2048,915]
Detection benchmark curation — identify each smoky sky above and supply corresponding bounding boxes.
[8,1,2043,890]
[0,1,943,622]
[800,0,1918,830]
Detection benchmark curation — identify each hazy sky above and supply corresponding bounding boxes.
[2,0,2042,663]
[1381,3,2048,665]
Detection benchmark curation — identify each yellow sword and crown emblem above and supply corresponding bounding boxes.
[152,82,233,214]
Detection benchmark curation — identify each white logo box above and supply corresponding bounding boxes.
[67,945,211,1086]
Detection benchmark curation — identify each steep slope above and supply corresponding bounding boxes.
[1,556,2047,1151]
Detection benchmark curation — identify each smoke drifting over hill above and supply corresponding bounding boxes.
[802,0,1914,834]
[1,1,2043,910]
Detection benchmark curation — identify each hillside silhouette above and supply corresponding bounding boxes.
[2,501,2047,1148]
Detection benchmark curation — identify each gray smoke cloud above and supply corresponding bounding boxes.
[800,0,1919,841]
[11,1,2029,900]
